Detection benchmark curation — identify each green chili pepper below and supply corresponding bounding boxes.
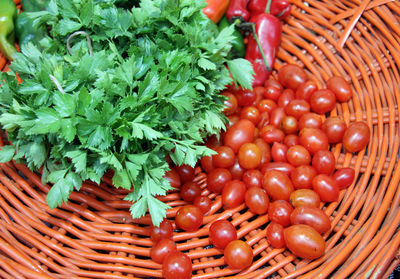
[218,16,245,59]
[0,0,17,61]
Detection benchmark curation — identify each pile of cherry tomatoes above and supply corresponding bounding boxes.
[156,64,370,279]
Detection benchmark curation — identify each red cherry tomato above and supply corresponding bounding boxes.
[175,205,203,232]
[242,169,263,188]
[252,86,266,105]
[260,125,285,144]
[321,117,347,144]
[200,155,214,174]
[286,145,311,167]
[254,138,271,165]
[150,219,174,243]
[176,164,196,183]
[271,142,288,162]
[268,200,294,227]
[222,92,238,116]
[222,180,247,208]
[326,76,353,102]
[291,165,317,189]
[235,88,257,107]
[245,187,269,215]
[151,238,177,264]
[261,162,295,177]
[278,64,309,90]
[213,146,235,168]
[238,143,262,169]
[162,251,192,279]
[280,116,298,134]
[266,222,286,248]
[263,85,282,101]
[285,99,310,120]
[312,174,339,202]
[224,240,253,270]
[164,168,181,189]
[193,195,212,214]
[296,80,317,102]
[264,79,283,92]
[332,168,355,190]
[229,157,245,180]
[180,182,202,203]
[284,134,300,147]
[270,107,287,127]
[224,119,255,153]
[310,89,336,114]
[342,122,370,153]
[207,168,232,194]
[278,89,295,108]
[312,150,336,175]
[241,106,261,125]
[257,111,270,129]
[209,220,237,249]
[262,170,294,201]
[299,128,329,155]
[227,115,240,129]
[290,206,331,234]
[290,189,321,208]
[257,99,277,114]
[298,112,322,130]
[284,224,325,260]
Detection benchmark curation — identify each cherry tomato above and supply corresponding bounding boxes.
[224,119,255,153]
[164,168,181,189]
[257,111,270,129]
[286,145,311,167]
[222,92,238,116]
[222,180,247,208]
[150,219,174,243]
[290,206,331,234]
[332,168,355,189]
[162,251,192,279]
[321,117,347,144]
[266,222,286,248]
[296,80,317,102]
[261,162,295,177]
[205,134,222,149]
[285,99,310,120]
[241,106,261,125]
[280,116,298,134]
[264,79,283,92]
[224,240,253,269]
[263,85,282,102]
[290,189,320,208]
[262,170,294,201]
[291,165,317,189]
[278,89,295,108]
[242,169,263,188]
[326,76,353,102]
[200,155,214,174]
[229,157,245,180]
[213,146,235,168]
[284,224,325,260]
[298,113,322,130]
[238,143,262,169]
[245,187,269,214]
[193,195,212,214]
[180,182,202,203]
[342,122,370,153]
[312,150,336,175]
[312,174,339,202]
[278,64,309,90]
[209,220,237,249]
[271,142,288,162]
[260,125,285,144]
[176,165,196,183]
[227,115,240,129]
[257,99,277,114]
[175,205,203,232]
[270,107,286,127]
[151,238,177,264]
[207,168,232,194]
[284,134,300,147]
[252,86,266,105]
[268,200,294,227]
[299,128,329,155]
[310,89,336,114]
[235,88,257,107]
[254,138,272,165]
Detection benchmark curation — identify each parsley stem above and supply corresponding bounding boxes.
[49,74,66,94]
[67,31,93,56]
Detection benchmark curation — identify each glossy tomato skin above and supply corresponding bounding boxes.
[278,64,309,90]
[285,99,310,120]
[224,119,255,153]
[257,99,277,114]
[321,117,347,143]
[257,111,270,129]
[176,165,196,184]
[224,240,253,270]
[213,146,235,168]
[175,205,203,232]
[266,222,286,248]
[223,92,238,116]
[229,157,245,180]
[261,162,295,177]
[235,88,257,107]
[326,76,353,102]
[150,219,174,243]
[207,168,232,194]
[342,122,370,153]
[180,182,202,203]
[222,180,247,208]
[271,142,288,162]
[290,189,321,208]
[312,150,336,175]
[162,251,192,279]
[280,116,298,134]
[284,134,300,148]
[242,169,263,188]
[284,224,325,260]
[151,238,177,264]
[245,187,269,215]
[296,80,317,102]
[209,220,237,249]
[227,115,240,129]
[332,168,355,190]
[268,200,294,227]
[310,89,336,114]
[264,85,282,102]
[286,145,311,167]
[291,165,317,189]
[260,125,285,143]
[270,107,286,127]
[193,195,212,214]
[241,106,261,125]
[290,206,331,234]
[264,79,284,92]
[262,170,294,201]
[278,89,295,108]
[254,138,271,165]
[164,168,181,189]
[312,174,339,202]
[298,113,322,130]
[299,128,329,155]
[253,86,266,105]
[238,143,262,169]
[200,155,214,174]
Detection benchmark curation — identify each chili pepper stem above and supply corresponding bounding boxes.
[251,23,271,71]
[265,0,272,14]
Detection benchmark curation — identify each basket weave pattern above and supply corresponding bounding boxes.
[1,0,400,278]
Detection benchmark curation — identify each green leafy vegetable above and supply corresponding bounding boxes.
[0,0,254,226]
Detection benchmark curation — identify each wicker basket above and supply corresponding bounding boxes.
[1,0,400,278]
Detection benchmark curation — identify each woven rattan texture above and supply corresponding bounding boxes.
[1,0,400,278]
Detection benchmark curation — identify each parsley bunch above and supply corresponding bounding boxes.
[0,0,254,225]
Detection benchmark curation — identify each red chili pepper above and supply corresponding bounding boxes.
[203,0,231,24]
[226,0,251,23]
[248,0,291,20]
[245,13,282,86]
